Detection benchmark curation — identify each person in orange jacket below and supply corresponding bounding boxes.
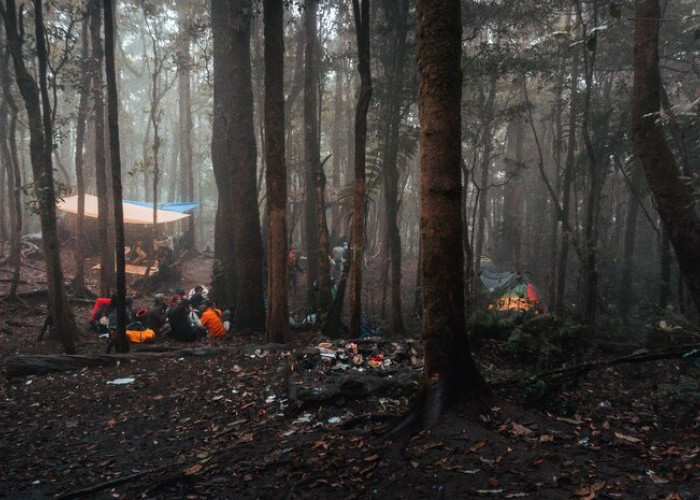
[200,298,227,339]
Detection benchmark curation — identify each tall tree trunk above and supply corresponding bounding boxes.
[548,67,565,306]
[315,158,333,314]
[177,0,195,251]
[474,75,498,267]
[263,0,289,343]
[72,14,92,292]
[303,0,320,311]
[379,0,408,336]
[0,125,6,241]
[415,0,485,424]
[1,0,79,353]
[229,0,264,331]
[0,21,22,300]
[576,0,602,326]
[90,0,112,297]
[211,0,237,307]
[620,164,643,319]
[555,58,579,316]
[500,82,525,269]
[330,67,343,243]
[349,0,371,336]
[150,66,161,249]
[6,102,22,300]
[103,0,128,353]
[631,0,700,315]
[283,21,305,149]
[659,229,671,308]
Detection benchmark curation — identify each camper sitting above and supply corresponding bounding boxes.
[89,297,112,334]
[200,299,227,339]
[166,295,204,342]
[129,240,148,264]
[107,295,138,333]
[147,293,169,336]
[188,285,207,310]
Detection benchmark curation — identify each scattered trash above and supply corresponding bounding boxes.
[295,413,313,424]
[346,342,358,355]
[327,416,341,425]
[368,354,384,368]
[107,377,135,385]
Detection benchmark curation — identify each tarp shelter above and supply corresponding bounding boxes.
[479,259,519,291]
[479,259,547,314]
[123,200,200,214]
[57,194,190,224]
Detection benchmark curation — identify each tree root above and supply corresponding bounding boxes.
[384,378,447,438]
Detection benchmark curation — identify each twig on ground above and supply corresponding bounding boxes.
[56,466,167,500]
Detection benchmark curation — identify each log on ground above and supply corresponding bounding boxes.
[5,347,236,378]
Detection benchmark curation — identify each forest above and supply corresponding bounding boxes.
[0,0,699,498]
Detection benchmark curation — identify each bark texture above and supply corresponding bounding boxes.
[90,0,113,297]
[177,0,195,250]
[379,0,407,336]
[211,0,237,307]
[303,0,320,310]
[0,22,22,300]
[72,15,91,291]
[417,0,485,407]
[263,0,289,343]
[349,0,371,336]
[103,0,129,353]
[631,0,700,314]
[1,0,79,353]
[228,0,265,331]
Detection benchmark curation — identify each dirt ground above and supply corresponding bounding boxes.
[0,249,698,499]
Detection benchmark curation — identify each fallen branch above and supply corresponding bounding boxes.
[5,346,238,378]
[56,466,167,500]
[493,343,700,388]
[0,289,49,301]
[340,412,399,430]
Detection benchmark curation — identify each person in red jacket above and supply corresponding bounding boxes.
[200,299,227,339]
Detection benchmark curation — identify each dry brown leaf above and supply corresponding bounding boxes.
[556,416,585,426]
[539,434,555,443]
[489,477,500,487]
[647,471,671,484]
[662,494,682,500]
[614,432,641,444]
[511,422,534,437]
[183,464,203,475]
[575,481,606,499]
[470,440,487,452]
[364,454,379,462]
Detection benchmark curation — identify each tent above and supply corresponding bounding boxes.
[479,259,547,314]
[57,194,190,224]
[488,283,546,314]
